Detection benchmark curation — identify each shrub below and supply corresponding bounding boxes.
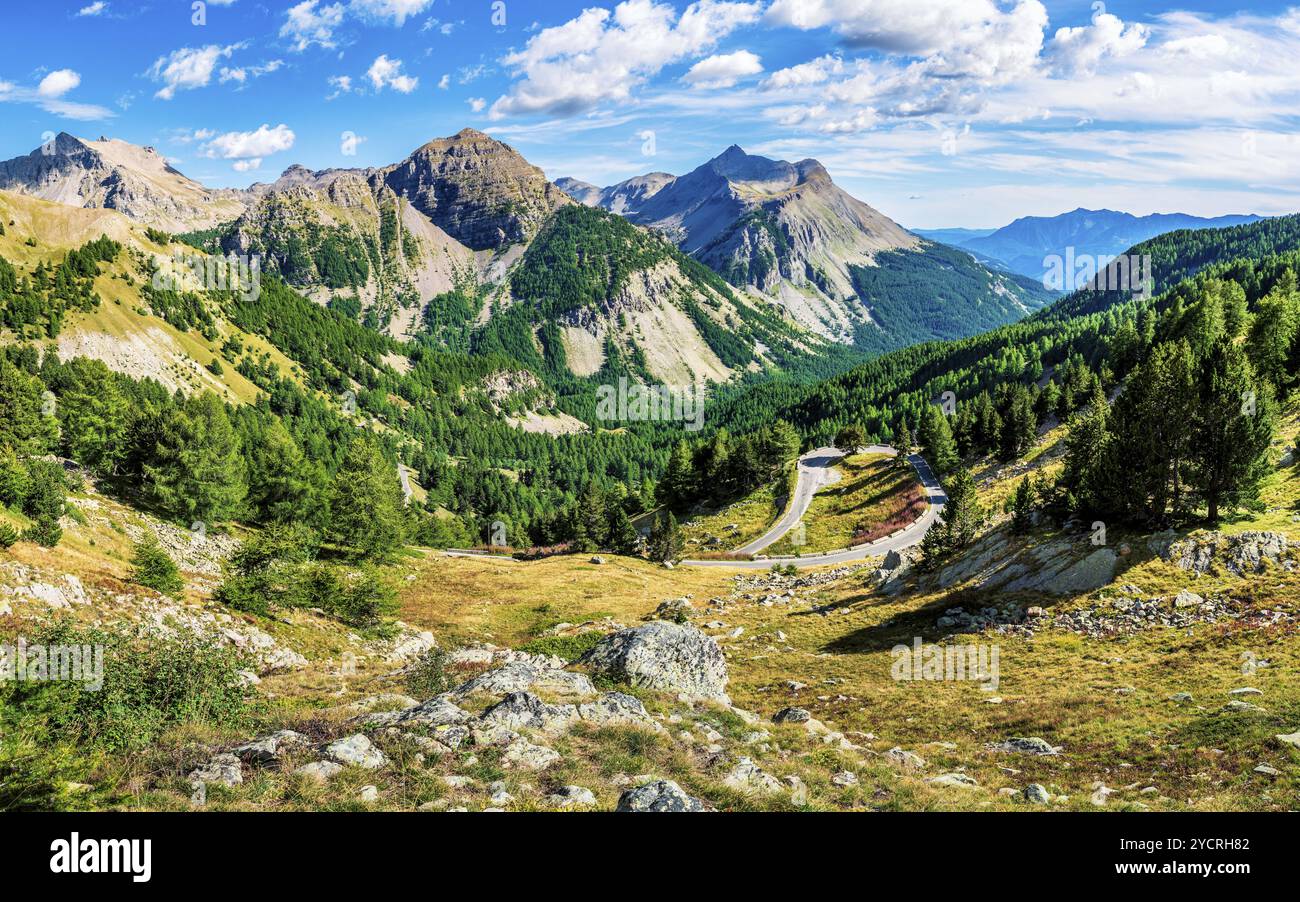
[404,647,453,698]
[332,566,397,628]
[0,523,17,549]
[130,538,185,597]
[4,622,250,752]
[518,631,604,662]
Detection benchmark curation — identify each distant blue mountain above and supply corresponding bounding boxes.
[920,208,1265,279]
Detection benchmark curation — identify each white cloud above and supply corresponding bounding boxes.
[148,44,243,99]
[232,159,262,172]
[366,54,418,92]
[767,0,1047,82]
[682,50,762,89]
[327,74,353,98]
[1047,12,1148,75]
[489,0,764,119]
[76,2,107,16]
[219,60,284,85]
[38,69,81,98]
[468,97,486,112]
[349,0,432,26]
[437,73,450,90]
[204,124,296,164]
[282,1,346,52]
[0,71,112,120]
[763,54,844,89]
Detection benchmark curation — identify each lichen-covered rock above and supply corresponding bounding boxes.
[723,757,782,795]
[232,730,308,766]
[580,621,729,702]
[188,753,242,788]
[451,660,595,700]
[1155,531,1293,576]
[500,738,560,770]
[547,785,597,808]
[479,691,578,732]
[321,734,387,770]
[616,780,707,812]
[577,692,661,729]
[392,695,474,728]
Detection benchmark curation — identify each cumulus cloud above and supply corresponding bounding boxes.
[489,0,763,119]
[282,1,346,52]
[38,69,81,98]
[1047,12,1148,75]
[76,2,107,16]
[203,123,296,172]
[682,50,762,88]
[366,54,418,93]
[148,44,244,99]
[763,54,844,89]
[767,0,1047,81]
[349,0,433,26]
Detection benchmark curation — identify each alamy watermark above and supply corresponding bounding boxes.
[1,636,104,691]
[596,377,705,432]
[152,250,261,303]
[1043,248,1153,300]
[891,637,1000,692]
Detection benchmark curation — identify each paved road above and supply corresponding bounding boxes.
[682,447,946,570]
[733,446,847,555]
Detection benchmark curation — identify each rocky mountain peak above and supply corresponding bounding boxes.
[382,129,570,251]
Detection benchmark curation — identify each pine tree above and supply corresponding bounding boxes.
[244,420,322,525]
[998,385,1037,461]
[1010,477,1034,534]
[144,391,247,525]
[1189,339,1276,523]
[834,424,866,452]
[1106,341,1196,525]
[55,358,128,476]
[918,404,959,475]
[327,437,407,562]
[1061,383,1110,515]
[647,511,683,563]
[656,440,696,510]
[1247,283,1298,390]
[605,505,641,556]
[0,356,57,455]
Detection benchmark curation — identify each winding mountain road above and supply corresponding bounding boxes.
[681,446,946,570]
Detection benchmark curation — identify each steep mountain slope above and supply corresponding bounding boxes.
[215,165,475,339]
[562,147,1052,348]
[382,128,571,252]
[0,133,246,232]
[933,208,1264,279]
[483,204,829,386]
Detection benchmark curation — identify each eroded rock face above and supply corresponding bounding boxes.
[1154,531,1294,577]
[580,621,730,703]
[381,129,569,251]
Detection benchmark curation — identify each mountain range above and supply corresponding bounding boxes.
[0,130,1055,387]
[556,147,1053,351]
[915,208,1264,279]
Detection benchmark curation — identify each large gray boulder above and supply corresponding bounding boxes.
[580,621,729,702]
[616,780,707,812]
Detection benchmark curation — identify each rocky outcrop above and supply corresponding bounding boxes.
[1151,531,1294,577]
[382,128,569,251]
[0,133,246,231]
[937,533,1118,596]
[616,780,708,812]
[580,621,730,703]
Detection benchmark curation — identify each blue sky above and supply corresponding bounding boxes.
[2,0,1299,227]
